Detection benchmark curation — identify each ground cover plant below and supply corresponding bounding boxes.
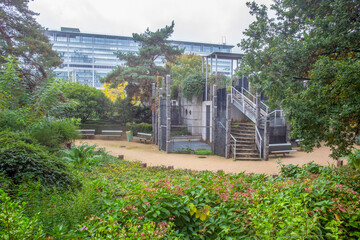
[2,145,359,239]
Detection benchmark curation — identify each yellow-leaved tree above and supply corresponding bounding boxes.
[102,82,128,102]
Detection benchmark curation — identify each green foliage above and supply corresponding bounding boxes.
[102,21,183,102]
[2,153,360,239]
[0,189,43,239]
[0,130,78,189]
[0,1,61,90]
[61,143,114,170]
[182,73,205,101]
[29,117,78,149]
[0,56,29,110]
[112,98,151,124]
[126,122,152,135]
[345,148,360,170]
[0,108,34,132]
[167,54,203,86]
[194,150,213,155]
[240,0,360,159]
[355,136,360,145]
[61,82,113,123]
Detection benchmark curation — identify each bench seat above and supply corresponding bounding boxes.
[133,132,152,143]
[269,143,296,157]
[76,129,95,139]
[101,130,123,138]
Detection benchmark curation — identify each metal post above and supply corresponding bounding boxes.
[225,94,231,158]
[264,114,270,160]
[256,93,261,128]
[212,85,217,153]
[166,75,171,154]
[152,83,156,144]
[206,57,208,101]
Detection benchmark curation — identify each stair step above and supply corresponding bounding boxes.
[235,157,262,161]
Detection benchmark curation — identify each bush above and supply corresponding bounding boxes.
[345,148,360,170]
[355,136,360,145]
[0,109,34,132]
[0,130,78,189]
[182,73,205,101]
[0,189,43,239]
[126,122,152,135]
[29,117,78,149]
[112,98,152,124]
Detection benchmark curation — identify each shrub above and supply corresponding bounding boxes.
[126,122,152,135]
[0,189,43,239]
[345,148,360,170]
[355,136,360,145]
[61,143,115,170]
[29,117,78,149]
[0,130,78,189]
[182,73,205,101]
[0,109,34,131]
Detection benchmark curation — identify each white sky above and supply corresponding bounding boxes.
[29,0,273,53]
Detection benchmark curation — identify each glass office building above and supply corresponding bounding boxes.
[46,27,234,88]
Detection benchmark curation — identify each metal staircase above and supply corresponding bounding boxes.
[231,122,261,161]
[229,86,286,160]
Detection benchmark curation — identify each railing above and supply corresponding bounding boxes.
[255,126,262,159]
[269,110,286,126]
[230,134,237,159]
[218,121,237,159]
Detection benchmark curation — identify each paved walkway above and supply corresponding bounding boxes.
[75,139,338,175]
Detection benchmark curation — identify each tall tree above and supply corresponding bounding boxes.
[0,0,61,90]
[167,53,203,86]
[102,21,183,102]
[240,0,360,159]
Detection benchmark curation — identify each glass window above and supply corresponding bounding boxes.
[83,37,93,43]
[119,39,129,45]
[184,45,192,51]
[193,45,201,52]
[95,37,105,44]
[213,47,220,52]
[203,46,211,52]
[106,38,117,45]
[69,35,81,43]
[56,34,67,42]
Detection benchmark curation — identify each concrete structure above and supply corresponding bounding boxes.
[45,27,234,88]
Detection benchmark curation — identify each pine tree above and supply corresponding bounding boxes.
[0,0,61,90]
[102,21,183,102]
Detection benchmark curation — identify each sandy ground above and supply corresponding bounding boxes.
[75,138,340,175]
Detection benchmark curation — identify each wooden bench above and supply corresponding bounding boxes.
[101,130,123,139]
[269,143,296,157]
[76,129,95,139]
[133,132,152,143]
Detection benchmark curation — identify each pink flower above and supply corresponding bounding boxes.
[81,226,88,231]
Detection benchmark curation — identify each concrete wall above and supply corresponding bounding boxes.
[202,101,212,142]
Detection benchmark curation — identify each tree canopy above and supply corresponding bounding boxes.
[61,82,112,123]
[167,54,203,86]
[102,21,183,102]
[240,0,360,159]
[0,0,61,90]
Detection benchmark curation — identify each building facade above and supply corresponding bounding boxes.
[46,27,234,88]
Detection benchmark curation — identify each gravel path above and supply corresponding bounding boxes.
[75,139,338,175]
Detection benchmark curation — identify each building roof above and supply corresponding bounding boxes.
[204,52,243,60]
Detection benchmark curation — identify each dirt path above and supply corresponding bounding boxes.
[75,139,337,175]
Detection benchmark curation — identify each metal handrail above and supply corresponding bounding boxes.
[230,133,237,159]
[218,121,236,158]
[255,125,262,158]
[269,110,286,126]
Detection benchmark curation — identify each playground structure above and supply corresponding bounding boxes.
[152,52,289,160]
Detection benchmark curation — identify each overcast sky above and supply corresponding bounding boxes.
[29,0,273,52]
